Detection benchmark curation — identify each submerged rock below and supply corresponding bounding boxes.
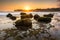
[15,19,32,31]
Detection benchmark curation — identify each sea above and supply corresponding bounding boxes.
[0,11,60,40]
[0,11,60,30]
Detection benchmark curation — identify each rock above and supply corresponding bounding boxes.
[15,19,32,31]
[28,13,33,18]
[38,17,51,23]
[10,16,16,20]
[34,14,51,23]
[34,14,40,20]
[6,13,12,17]
[6,13,16,20]
[20,12,33,19]
[20,12,27,19]
[44,14,54,18]
[20,12,26,16]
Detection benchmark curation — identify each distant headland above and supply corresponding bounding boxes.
[14,8,60,12]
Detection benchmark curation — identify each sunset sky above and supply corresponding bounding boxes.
[0,0,59,11]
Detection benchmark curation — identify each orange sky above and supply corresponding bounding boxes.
[0,0,58,11]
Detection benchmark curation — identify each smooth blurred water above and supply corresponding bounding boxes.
[0,12,60,40]
[0,12,60,30]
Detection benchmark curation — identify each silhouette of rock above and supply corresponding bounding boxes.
[34,14,51,23]
[6,13,16,20]
[44,14,54,18]
[15,19,32,31]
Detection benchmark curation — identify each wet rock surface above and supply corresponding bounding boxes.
[20,12,33,19]
[15,19,32,31]
[44,13,54,18]
[34,14,52,23]
[6,13,16,20]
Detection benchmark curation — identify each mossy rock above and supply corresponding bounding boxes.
[15,19,32,31]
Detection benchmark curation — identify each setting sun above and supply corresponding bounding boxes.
[24,6,31,10]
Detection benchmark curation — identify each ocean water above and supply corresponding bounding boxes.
[0,12,60,30]
[0,12,60,29]
[0,12,60,40]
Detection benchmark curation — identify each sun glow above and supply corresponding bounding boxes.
[24,6,31,10]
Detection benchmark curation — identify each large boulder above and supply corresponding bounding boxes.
[15,19,32,31]
[34,14,51,23]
